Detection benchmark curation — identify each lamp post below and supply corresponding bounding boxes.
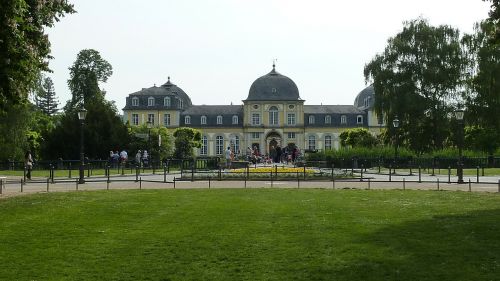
[146,120,152,167]
[455,109,465,184]
[78,107,87,184]
[392,116,400,161]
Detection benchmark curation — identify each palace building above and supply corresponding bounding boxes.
[123,65,383,156]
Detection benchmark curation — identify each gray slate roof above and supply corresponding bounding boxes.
[245,67,302,101]
[122,78,192,110]
[304,105,365,114]
[181,105,243,115]
[353,85,374,109]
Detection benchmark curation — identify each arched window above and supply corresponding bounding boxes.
[309,115,315,124]
[324,135,332,150]
[232,115,238,124]
[215,136,224,155]
[217,115,223,125]
[269,106,278,125]
[200,136,208,155]
[132,97,139,106]
[357,115,363,124]
[308,135,316,150]
[325,115,331,124]
[341,115,347,124]
[148,97,155,106]
[164,97,171,107]
[185,115,191,124]
[201,115,207,125]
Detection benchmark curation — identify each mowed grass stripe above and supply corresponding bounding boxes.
[0,189,499,280]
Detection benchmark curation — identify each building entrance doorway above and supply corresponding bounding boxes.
[265,132,282,155]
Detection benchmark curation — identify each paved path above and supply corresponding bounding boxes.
[1,169,499,198]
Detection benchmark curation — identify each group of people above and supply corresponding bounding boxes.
[134,149,150,167]
[245,145,301,165]
[110,149,152,167]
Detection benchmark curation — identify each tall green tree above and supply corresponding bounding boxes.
[461,21,500,154]
[42,50,129,160]
[35,76,59,116]
[339,128,378,148]
[67,49,113,108]
[0,0,74,112]
[484,0,500,42]
[173,127,201,159]
[364,18,465,153]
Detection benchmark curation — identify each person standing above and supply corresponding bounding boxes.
[135,150,142,167]
[25,151,33,180]
[225,146,232,170]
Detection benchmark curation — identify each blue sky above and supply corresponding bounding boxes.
[46,0,491,112]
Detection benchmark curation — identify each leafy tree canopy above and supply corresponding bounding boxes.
[0,0,75,112]
[339,128,378,148]
[173,127,202,159]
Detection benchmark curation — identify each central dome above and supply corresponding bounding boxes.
[246,66,301,101]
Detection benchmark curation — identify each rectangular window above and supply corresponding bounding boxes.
[325,136,332,150]
[251,132,260,139]
[164,114,170,126]
[341,115,347,124]
[252,113,260,125]
[148,98,155,106]
[287,113,296,125]
[287,132,295,139]
[200,136,208,155]
[308,136,316,151]
[132,114,139,125]
[132,98,139,106]
[357,115,363,124]
[148,113,155,125]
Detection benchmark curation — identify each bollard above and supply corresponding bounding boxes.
[477,166,480,183]
[437,178,440,191]
[164,166,167,183]
[403,178,405,190]
[418,166,422,183]
[448,166,451,184]
[468,178,471,192]
[139,177,142,190]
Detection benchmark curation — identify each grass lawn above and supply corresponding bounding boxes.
[375,167,500,176]
[0,189,499,280]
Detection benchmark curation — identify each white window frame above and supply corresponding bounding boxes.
[132,97,139,106]
[287,113,296,125]
[201,115,207,125]
[148,97,155,106]
[148,113,155,125]
[179,99,183,109]
[164,114,170,127]
[164,97,171,107]
[232,115,238,125]
[185,115,191,125]
[132,114,139,125]
[269,106,278,125]
[217,115,223,125]
[341,115,347,124]
[325,135,332,150]
[251,132,260,139]
[252,113,260,125]
[308,135,316,151]
[215,136,224,155]
[357,115,363,124]
[287,132,296,139]
[325,115,331,124]
[309,115,315,124]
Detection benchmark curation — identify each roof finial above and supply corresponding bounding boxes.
[168,76,170,82]
[272,58,277,70]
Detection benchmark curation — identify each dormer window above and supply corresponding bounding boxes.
[148,97,155,106]
[325,115,331,124]
[217,115,223,125]
[309,115,315,124]
[232,115,238,124]
[357,115,363,124]
[185,115,191,124]
[201,115,207,125]
[164,97,171,107]
[132,97,139,106]
[272,88,277,93]
[341,115,347,124]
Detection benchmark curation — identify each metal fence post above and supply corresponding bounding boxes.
[139,177,142,190]
[69,162,72,178]
[497,179,500,193]
[135,165,139,182]
[389,165,392,182]
[20,179,23,193]
[468,178,471,192]
[476,166,480,183]
[0,178,3,195]
[360,165,363,181]
[164,165,167,183]
[46,178,49,192]
[437,178,440,191]
[403,178,405,190]
[367,178,370,190]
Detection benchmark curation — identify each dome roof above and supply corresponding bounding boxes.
[246,65,301,101]
[161,77,192,106]
[354,85,374,109]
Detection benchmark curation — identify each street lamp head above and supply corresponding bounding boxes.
[393,116,400,128]
[78,107,87,121]
[454,109,464,121]
[146,121,153,129]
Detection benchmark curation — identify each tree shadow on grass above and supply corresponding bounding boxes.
[329,208,500,281]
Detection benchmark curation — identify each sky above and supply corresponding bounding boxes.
[46,0,491,112]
